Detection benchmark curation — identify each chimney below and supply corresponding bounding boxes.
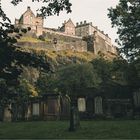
[80,21,83,25]
[84,20,86,24]
[101,31,104,34]
[76,22,79,26]
[27,6,30,10]
[95,26,98,29]
[106,34,108,37]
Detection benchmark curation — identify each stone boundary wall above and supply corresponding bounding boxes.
[94,35,117,55]
[17,41,87,52]
[15,26,87,52]
[43,28,82,39]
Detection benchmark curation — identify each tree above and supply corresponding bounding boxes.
[0,0,72,119]
[91,58,112,84]
[0,0,72,79]
[108,0,140,60]
[52,63,100,131]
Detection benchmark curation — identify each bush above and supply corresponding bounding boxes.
[38,35,45,41]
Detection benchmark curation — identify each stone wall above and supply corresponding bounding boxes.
[42,31,87,52]
[94,35,117,55]
[17,30,87,52]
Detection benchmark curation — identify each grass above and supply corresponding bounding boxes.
[19,47,95,62]
[18,36,43,43]
[0,120,140,139]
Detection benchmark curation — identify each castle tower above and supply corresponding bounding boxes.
[15,6,44,36]
[59,18,75,35]
[75,21,117,55]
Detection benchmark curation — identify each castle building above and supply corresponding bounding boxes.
[15,7,117,55]
[15,6,43,36]
[59,18,75,36]
[75,21,117,55]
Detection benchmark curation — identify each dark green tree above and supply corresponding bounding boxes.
[52,63,100,131]
[0,0,72,118]
[91,58,112,84]
[0,0,72,80]
[108,0,140,60]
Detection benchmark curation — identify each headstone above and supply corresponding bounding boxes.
[0,107,3,121]
[78,98,86,112]
[32,103,39,116]
[134,89,140,107]
[3,105,11,122]
[94,96,103,115]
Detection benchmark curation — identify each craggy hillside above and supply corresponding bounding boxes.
[16,34,117,70]
[18,47,95,69]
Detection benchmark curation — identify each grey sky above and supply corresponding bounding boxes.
[2,0,119,44]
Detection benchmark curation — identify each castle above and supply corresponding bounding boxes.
[15,7,117,56]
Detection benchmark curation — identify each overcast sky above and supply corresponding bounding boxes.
[2,0,119,44]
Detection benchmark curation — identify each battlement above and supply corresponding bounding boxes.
[76,21,92,27]
[76,21,111,41]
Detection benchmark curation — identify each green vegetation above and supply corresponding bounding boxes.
[19,47,95,67]
[18,36,43,43]
[0,120,140,139]
[108,0,140,60]
[0,0,72,107]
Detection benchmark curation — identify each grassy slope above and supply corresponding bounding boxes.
[17,35,117,67]
[0,120,140,139]
[18,47,96,68]
[17,36,43,43]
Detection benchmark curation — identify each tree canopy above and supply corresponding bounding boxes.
[0,0,72,105]
[44,63,101,96]
[108,0,140,60]
[0,0,72,79]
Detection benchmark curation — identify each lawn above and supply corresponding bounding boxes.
[0,120,140,139]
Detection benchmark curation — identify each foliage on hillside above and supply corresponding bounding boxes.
[17,47,96,69]
[18,36,43,43]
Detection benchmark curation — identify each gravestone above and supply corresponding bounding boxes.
[78,98,86,112]
[3,105,11,122]
[32,103,40,116]
[94,96,103,115]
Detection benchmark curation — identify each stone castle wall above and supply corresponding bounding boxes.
[17,31,87,52]
[42,28,87,52]
[75,21,117,55]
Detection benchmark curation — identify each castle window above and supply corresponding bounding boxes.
[94,96,103,114]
